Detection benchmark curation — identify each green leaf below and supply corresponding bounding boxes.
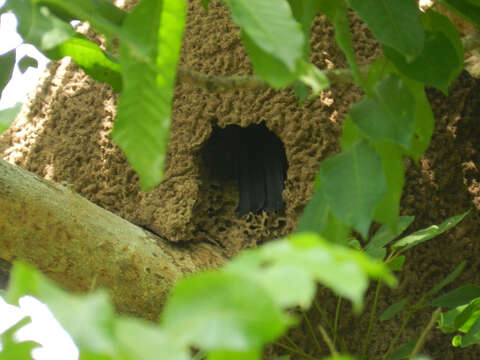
[438,306,469,333]
[296,183,349,245]
[0,49,16,96]
[431,285,480,308]
[296,60,330,96]
[112,0,186,189]
[427,261,466,297]
[384,11,463,94]
[462,316,480,347]
[31,0,148,60]
[373,142,404,229]
[115,317,189,360]
[227,233,396,312]
[0,103,22,134]
[405,79,434,161]
[349,0,424,60]
[392,211,469,253]
[387,255,405,272]
[389,340,415,360]
[243,34,329,93]
[0,317,40,360]
[226,0,304,71]
[45,34,122,92]
[208,349,261,360]
[320,140,387,238]
[454,298,480,331]
[380,298,407,321]
[4,0,33,38]
[293,80,310,103]
[321,211,350,246]
[5,262,119,358]
[161,272,291,351]
[365,216,414,260]
[297,184,330,235]
[23,6,75,51]
[36,0,127,25]
[18,55,38,73]
[201,0,210,11]
[319,0,364,87]
[341,116,363,150]
[287,0,322,56]
[438,0,480,27]
[452,334,462,347]
[349,74,415,150]
[242,33,296,88]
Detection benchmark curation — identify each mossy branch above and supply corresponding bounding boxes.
[177,66,364,93]
[177,32,480,93]
[0,159,226,319]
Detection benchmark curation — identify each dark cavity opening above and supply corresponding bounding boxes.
[202,122,288,216]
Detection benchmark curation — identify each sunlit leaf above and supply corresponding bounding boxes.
[161,272,292,351]
[0,317,40,360]
[0,103,22,134]
[349,0,424,59]
[112,0,186,189]
[18,55,38,73]
[46,34,122,91]
[0,49,16,96]
[365,216,414,260]
[115,317,189,360]
[227,233,396,312]
[227,0,304,71]
[392,211,469,253]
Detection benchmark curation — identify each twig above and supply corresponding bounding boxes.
[302,311,323,354]
[333,297,342,347]
[176,33,480,94]
[409,308,442,358]
[361,281,382,360]
[275,341,319,360]
[315,300,349,353]
[176,66,364,93]
[319,325,338,356]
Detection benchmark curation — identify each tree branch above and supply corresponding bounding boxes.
[0,159,226,320]
[178,33,480,93]
[177,66,364,93]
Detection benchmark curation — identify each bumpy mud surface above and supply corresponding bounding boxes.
[1,0,479,358]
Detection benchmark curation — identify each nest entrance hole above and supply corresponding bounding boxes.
[201,122,288,215]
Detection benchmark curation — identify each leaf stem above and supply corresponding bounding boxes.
[319,324,338,356]
[333,297,342,347]
[302,311,323,354]
[275,341,319,360]
[382,304,414,360]
[410,308,441,358]
[315,300,348,353]
[361,281,382,360]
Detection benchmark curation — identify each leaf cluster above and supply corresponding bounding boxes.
[1,231,394,360]
[1,0,480,359]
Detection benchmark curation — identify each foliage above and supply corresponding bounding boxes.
[0,212,470,360]
[1,0,480,358]
[1,231,393,360]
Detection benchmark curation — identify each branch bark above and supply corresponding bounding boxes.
[0,159,226,320]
